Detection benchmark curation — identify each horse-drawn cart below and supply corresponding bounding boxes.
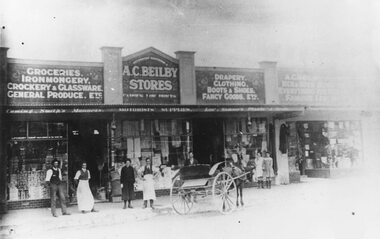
[170,162,252,215]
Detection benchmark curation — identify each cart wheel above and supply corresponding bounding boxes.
[212,172,237,214]
[170,175,193,215]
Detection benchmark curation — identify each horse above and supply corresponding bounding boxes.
[231,164,245,207]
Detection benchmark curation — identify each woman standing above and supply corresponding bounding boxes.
[120,158,135,209]
[74,162,98,213]
[255,151,264,189]
[140,158,156,209]
[262,151,274,189]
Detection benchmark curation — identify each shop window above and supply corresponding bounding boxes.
[8,139,68,201]
[289,121,362,171]
[8,122,68,201]
[113,119,192,190]
[224,118,268,165]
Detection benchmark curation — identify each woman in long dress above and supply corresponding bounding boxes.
[255,151,264,189]
[262,151,274,189]
[140,158,156,209]
[74,162,98,213]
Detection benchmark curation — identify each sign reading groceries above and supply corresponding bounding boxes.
[7,63,104,105]
[122,51,179,104]
[196,69,265,104]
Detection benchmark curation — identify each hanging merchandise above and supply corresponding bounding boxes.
[134,138,141,158]
[127,137,134,158]
[279,123,289,154]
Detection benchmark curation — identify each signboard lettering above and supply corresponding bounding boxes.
[122,52,179,104]
[7,64,104,105]
[278,71,351,105]
[196,70,265,104]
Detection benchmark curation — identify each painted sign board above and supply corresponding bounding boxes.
[196,69,265,105]
[122,52,179,104]
[7,63,104,105]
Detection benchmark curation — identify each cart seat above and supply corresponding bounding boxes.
[179,164,211,180]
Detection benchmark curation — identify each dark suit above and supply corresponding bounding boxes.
[120,166,135,201]
[184,158,199,166]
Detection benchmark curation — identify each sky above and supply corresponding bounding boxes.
[1,0,380,93]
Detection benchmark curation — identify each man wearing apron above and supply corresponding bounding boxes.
[45,159,70,217]
[141,158,156,209]
[74,162,98,213]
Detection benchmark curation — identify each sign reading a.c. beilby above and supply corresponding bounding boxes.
[122,52,179,104]
[7,63,104,105]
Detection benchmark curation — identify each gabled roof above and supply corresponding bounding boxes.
[122,47,179,64]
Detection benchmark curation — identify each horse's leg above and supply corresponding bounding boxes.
[236,180,240,207]
[240,181,244,206]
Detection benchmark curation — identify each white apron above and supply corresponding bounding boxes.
[142,174,156,201]
[77,180,94,211]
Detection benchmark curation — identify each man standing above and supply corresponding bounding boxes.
[120,158,135,209]
[185,151,198,166]
[45,159,70,217]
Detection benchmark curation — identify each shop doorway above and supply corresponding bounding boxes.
[68,120,107,200]
[192,118,224,164]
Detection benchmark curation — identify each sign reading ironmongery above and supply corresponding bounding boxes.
[122,52,179,104]
[196,69,265,104]
[7,63,104,105]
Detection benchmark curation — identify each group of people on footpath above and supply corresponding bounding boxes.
[45,150,273,217]
[45,157,158,217]
[45,159,98,217]
[254,150,274,189]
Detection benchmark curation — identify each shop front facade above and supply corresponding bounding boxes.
[0,46,371,212]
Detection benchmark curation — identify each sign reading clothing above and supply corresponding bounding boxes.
[196,70,265,104]
[122,52,179,104]
[7,63,104,105]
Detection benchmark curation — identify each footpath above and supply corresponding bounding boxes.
[0,177,314,238]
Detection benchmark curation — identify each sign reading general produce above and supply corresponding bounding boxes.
[196,69,265,104]
[7,63,103,105]
[122,51,179,104]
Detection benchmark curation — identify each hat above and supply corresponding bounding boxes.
[51,159,60,165]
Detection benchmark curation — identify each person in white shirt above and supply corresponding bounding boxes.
[45,159,70,217]
[74,162,98,213]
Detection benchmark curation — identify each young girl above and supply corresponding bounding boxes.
[255,151,264,189]
[262,151,274,189]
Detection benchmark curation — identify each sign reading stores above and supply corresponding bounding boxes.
[196,70,265,104]
[122,52,179,104]
[7,63,103,105]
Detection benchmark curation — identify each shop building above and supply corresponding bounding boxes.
[0,46,371,212]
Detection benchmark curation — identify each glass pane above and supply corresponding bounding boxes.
[29,122,47,138]
[10,122,27,139]
[48,123,67,138]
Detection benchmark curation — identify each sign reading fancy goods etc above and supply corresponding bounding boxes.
[7,63,104,105]
[122,52,179,104]
[196,69,265,104]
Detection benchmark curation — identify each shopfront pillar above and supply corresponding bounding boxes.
[259,61,279,105]
[175,51,196,105]
[274,119,290,185]
[0,47,9,213]
[101,47,123,104]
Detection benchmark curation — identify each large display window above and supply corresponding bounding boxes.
[113,119,192,190]
[288,120,362,172]
[8,122,68,201]
[224,117,268,167]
